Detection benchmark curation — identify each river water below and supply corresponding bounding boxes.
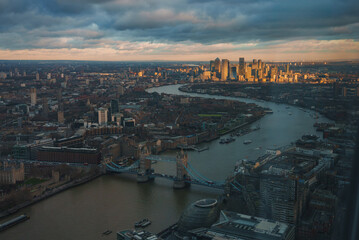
[0,84,330,240]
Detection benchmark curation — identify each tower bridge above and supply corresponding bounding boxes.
[105,147,226,190]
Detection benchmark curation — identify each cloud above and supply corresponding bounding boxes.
[0,39,358,61]
[0,0,358,60]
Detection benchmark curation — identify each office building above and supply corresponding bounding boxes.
[13,138,54,160]
[230,66,237,80]
[238,57,245,76]
[214,57,221,73]
[260,174,299,224]
[209,60,215,72]
[221,59,229,81]
[252,59,258,69]
[258,59,262,69]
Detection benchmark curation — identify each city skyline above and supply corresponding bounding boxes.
[0,0,359,61]
[0,1,358,239]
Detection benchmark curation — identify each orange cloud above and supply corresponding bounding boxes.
[0,39,358,61]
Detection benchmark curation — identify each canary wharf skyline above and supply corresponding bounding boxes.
[1,0,359,61]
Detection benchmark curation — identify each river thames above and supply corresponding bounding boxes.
[0,84,330,240]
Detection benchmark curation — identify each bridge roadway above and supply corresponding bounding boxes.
[106,167,225,190]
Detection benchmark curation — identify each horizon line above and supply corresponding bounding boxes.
[1,59,359,63]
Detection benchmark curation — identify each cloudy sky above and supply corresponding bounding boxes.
[0,0,359,61]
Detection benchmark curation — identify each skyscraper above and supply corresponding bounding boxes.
[221,59,229,81]
[286,64,290,74]
[238,58,246,76]
[252,59,258,69]
[214,58,221,73]
[30,88,37,106]
[260,173,305,225]
[209,60,215,72]
[230,66,237,80]
[36,72,40,81]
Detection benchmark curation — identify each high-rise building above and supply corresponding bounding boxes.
[214,57,221,73]
[245,65,252,79]
[260,174,299,224]
[111,99,119,114]
[209,60,215,72]
[30,88,37,106]
[47,73,51,80]
[238,57,245,76]
[270,66,278,80]
[36,72,40,81]
[98,107,108,125]
[252,59,258,69]
[286,64,290,74]
[258,59,262,69]
[221,59,229,81]
[230,66,237,80]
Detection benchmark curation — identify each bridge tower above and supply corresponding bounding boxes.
[173,150,190,189]
[137,146,153,183]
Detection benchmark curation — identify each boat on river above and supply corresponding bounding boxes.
[220,137,235,144]
[102,230,112,235]
[243,140,252,144]
[0,214,29,232]
[135,218,151,228]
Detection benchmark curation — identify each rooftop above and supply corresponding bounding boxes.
[189,210,294,240]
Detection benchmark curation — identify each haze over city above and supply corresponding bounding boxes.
[1,0,359,61]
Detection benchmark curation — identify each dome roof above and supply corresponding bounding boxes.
[177,199,220,233]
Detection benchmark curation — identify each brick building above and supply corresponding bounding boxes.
[37,147,101,164]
